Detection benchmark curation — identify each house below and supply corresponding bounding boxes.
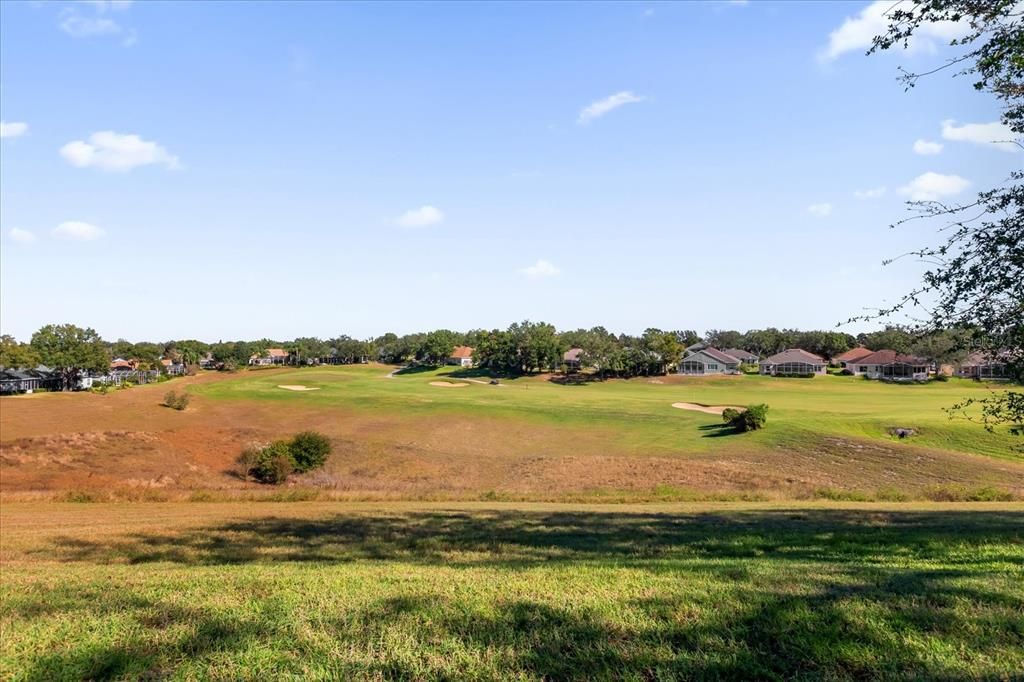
[249,348,290,366]
[563,348,583,371]
[160,358,186,375]
[199,353,219,370]
[849,350,930,381]
[110,358,138,372]
[833,347,874,368]
[722,348,758,365]
[759,349,827,376]
[448,346,475,367]
[678,347,741,375]
[956,351,1011,380]
[0,365,60,394]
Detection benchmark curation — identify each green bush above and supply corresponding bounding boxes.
[249,441,295,484]
[289,431,332,472]
[162,390,190,411]
[730,404,768,432]
[240,431,333,484]
[721,408,741,423]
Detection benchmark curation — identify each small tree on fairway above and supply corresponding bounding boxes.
[289,431,332,472]
[728,404,768,433]
[249,441,295,484]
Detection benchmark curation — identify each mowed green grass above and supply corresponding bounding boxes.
[193,365,1018,460]
[1,502,1021,680]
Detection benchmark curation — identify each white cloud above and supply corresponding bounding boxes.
[58,2,135,44]
[8,228,36,244]
[520,259,560,278]
[854,186,886,199]
[899,172,970,201]
[806,202,833,217]
[396,205,444,228]
[941,120,1020,152]
[59,10,121,37]
[913,139,943,155]
[60,131,179,171]
[578,91,645,125]
[820,0,967,62]
[0,121,29,138]
[53,221,105,241]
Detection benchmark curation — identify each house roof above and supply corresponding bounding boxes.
[110,359,133,369]
[685,347,739,365]
[723,348,757,362]
[853,349,928,366]
[834,347,874,363]
[564,348,583,362]
[266,348,289,358]
[761,348,826,365]
[450,345,474,359]
[961,350,1012,367]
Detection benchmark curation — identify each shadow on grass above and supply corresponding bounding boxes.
[13,510,1024,680]
[40,509,1024,568]
[698,423,741,438]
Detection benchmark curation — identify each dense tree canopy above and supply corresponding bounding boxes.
[29,324,110,389]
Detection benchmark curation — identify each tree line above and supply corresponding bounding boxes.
[0,321,988,387]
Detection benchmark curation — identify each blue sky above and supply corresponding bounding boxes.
[0,0,1017,342]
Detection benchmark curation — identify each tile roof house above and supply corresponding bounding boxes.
[759,349,827,376]
[848,350,930,381]
[249,348,290,366]
[678,347,740,375]
[722,348,758,364]
[448,346,475,367]
[563,348,584,370]
[833,347,874,367]
[955,351,1011,380]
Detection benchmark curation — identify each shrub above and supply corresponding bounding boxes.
[289,431,332,472]
[721,408,741,423]
[730,404,768,432]
[934,372,950,382]
[249,440,295,484]
[162,390,190,411]
[839,368,854,376]
[235,444,264,479]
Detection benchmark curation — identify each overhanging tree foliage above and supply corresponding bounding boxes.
[867,0,1023,436]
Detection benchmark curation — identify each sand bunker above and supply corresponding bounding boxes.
[277,385,321,391]
[671,402,744,415]
[430,381,469,388]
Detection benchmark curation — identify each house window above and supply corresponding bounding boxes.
[708,363,717,370]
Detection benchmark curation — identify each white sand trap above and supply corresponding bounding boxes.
[430,381,469,388]
[278,385,321,391]
[671,402,744,415]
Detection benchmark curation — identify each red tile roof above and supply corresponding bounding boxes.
[834,347,873,363]
[853,349,927,366]
[450,346,474,359]
[564,348,583,362]
[266,348,289,358]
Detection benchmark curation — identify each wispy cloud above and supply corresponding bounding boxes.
[806,202,833,218]
[396,205,444,228]
[854,186,886,199]
[899,172,970,201]
[60,131,180,171]
[941,119,1020,152]
[8,228,37,244]
[913,139,943,155]
[53,221,106,241]
[0,121,29,138]
[819,0,967,62]
[520,259,560,279]
[58,0,136,45]
[577,91,645,125]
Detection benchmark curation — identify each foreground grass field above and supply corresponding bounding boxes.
[2,502,1021,680]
